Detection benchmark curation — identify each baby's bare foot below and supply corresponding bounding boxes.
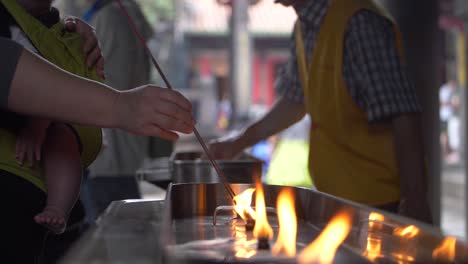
[34,206,67,234]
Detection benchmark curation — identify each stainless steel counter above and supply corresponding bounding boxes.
[60,199,166,264]
[161,184,462,264]
[61,183,468,264]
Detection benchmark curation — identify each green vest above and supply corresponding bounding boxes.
[0,0,102,192]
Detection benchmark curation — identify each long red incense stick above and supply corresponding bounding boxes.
[115,0,236,200]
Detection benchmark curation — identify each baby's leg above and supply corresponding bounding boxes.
[34,124,82,234]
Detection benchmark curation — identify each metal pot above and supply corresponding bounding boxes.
[136,151,263,185]
[170,151,262,184]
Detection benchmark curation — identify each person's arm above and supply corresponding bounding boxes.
[392,114,432,223]
[210,28,305,159]
[346,11,431,222]
[239,96,305,146]
[210,96,305,159]
[7,48,194,140]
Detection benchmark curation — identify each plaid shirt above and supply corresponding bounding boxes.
[276,0,421,122]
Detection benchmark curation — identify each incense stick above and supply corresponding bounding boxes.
[115,0,236,200]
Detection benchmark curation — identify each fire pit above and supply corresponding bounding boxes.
[60,182,468,264]
[161,183,468,264]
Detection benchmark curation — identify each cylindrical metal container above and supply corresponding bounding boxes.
[170,151,262,184]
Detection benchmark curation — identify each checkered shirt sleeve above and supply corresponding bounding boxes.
[344,10,422,122]
[275,32,305,104]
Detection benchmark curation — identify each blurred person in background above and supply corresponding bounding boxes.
[216,94,232,133]
[210,0,432,223]
[447,92,461,164]
[82,0,168,220]
[439,79,459,164]
[215,76,232,133]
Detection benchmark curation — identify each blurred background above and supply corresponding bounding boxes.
[54,0,468,241]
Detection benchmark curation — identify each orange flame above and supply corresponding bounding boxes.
[253,177,273,239]
[298,211,353,264]
[232,215,257,259]
[392,253,415,263]
[393,225,419,238]
[368,212,384,229]
[433,237,457,262]
[365,236,382,261]
[234,232,257,259]
[235,247,257,259]
[369,212,384,221]
[233,188,257,220]
[272,188,297,256]
[364,212,384,261]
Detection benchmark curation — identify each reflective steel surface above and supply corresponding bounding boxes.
[136,157,172,182]
[136,152,263,184]
[61,199,165,264]
[170,152,262,184]
[162,183,468,264]
[61,183,468,264]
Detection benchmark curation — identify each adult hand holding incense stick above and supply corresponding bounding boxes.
[3,42,194,139]
[115,0,236,199]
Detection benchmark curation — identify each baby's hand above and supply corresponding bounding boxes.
[16,119,51,167]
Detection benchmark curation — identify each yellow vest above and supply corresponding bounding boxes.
[0,0,102,192]
[296,0,405,205]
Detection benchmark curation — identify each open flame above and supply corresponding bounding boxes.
[298,211,353,264]
[253,176,273,240]
[393,225,419,239]
[230,186,354,264]
[234,230,257,259]
[392,253,415,263]
[364,212,385,261]
[233,188,257,220]
[368,212,384,229]
[391,225,419,264]
[235,245,257,259]
[433,237,457,262]
[272,188,297,256]
[365,236,382,261]
[231,189,258,260]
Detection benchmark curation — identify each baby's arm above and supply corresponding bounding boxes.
[16,118,51,166]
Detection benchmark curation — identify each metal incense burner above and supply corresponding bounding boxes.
[61,183,468,264]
